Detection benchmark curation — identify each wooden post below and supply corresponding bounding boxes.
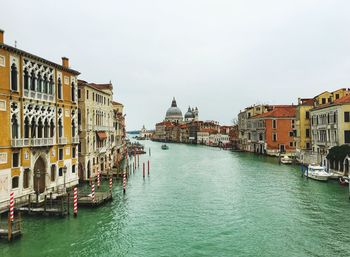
[50,192,53,209]
[7,214,12,242]
[44,194,47,215]
[148,160,150,176]
[28,194,31,215]
[67,192,70,216]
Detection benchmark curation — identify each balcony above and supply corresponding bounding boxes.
[95,125,110,131]
[23,89,54,102]
[72,136,79,144]
[58,137,67,145]
[12,138,54,147]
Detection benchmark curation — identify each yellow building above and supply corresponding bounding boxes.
[296,88,350,164]
[0,29,80,211]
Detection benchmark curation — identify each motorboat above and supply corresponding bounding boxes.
[339,176,349,186]
[280,156,292,164]
[161,144,169,150]
[305,165,330,181]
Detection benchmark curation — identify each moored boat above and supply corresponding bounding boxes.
[339,176,349,186]
[281,156,292,164]
[161,144,169,150]
[305,164,330,181]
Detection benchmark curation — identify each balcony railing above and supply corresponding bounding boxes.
[23,89,54,102]
[95,125,110,131]
[11,138,54,147]
[58,137,67,145]
[72,136,79,144]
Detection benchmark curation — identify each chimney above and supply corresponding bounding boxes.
[62,57,69,68]
[0,29,4,44]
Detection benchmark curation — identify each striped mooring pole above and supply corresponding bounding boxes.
[73,187,78,217]
[91,183,96,203]
[109,176,113,192]
[9,191,14,222]
[97,172,101,189]
[123,171,126,194]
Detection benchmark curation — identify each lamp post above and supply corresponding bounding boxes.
[35,169,41,203]
[63,165,67,194]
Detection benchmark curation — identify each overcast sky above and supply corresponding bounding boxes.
[1,0,350,130]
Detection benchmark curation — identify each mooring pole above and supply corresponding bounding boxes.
[148,160,150,176]
[143,163,145,178]
[149,147,151,156]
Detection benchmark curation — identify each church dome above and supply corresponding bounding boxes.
[165,97,183,121]
[184,106,195,119]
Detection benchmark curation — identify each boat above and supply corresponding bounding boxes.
[305,164,330,181]
[280,156,292,164]
[161,144,169,150]
[339,176,349,186]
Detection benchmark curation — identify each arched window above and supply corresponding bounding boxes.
[24,117,30,138]
[58,118,63,138]
[11,114,19,139]
[72,121,76,137]
[38,118,43,138]
[30,70,36,91]
[37,73,42,92]
[11,63,18,91]
[49,76,54,95]
[24,68,29,90]
[43,74,48,94]
[23,168,30,189]
[44,119,49,138]
[31,119,36,138]
[50,119,55,137]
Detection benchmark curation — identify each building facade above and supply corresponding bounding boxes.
[0,30,80,210]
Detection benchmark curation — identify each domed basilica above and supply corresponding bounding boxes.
[164,97,198,123]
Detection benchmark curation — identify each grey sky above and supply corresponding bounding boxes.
[1,0,350,130]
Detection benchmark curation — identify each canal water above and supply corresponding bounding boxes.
[2,140,350,257]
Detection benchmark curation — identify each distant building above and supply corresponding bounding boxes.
[139,125,153,139]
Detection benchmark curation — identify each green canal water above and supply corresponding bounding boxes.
[2,140,350,257]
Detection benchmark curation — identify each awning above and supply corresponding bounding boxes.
[97,131,107,140]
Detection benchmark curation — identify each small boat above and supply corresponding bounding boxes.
[161,144,169,150]
[339,176,349,186]
[305,164,330,181]
[281,156,292,164]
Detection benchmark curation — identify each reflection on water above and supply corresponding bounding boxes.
[2,141,350,257]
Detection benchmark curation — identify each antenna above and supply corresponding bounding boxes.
[14,40,17,48]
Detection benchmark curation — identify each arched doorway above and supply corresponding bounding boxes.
[343,156,350,176]
[33,156,46,194]
[78,162,84,181]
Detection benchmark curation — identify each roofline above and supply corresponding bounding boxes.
[0,43,80,75]
[78,80,111,96]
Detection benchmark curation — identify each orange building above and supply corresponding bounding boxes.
[0,29,80,211]
[252,106,296,156]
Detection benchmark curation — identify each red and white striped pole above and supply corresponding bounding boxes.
[109,176,113,192]
[123,171,126,194]
[97,172,100,189]
[148,160,150,176]
[143,162,145,178]
[9,192,14,222]
[91,183,96,203]
[73,187,78,217]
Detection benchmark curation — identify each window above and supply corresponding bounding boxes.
[345,112,350,122]
[11,114,19,139]
[72,147,76,158]
[51,165,56,182]
[322,98,326,104]
[12,177,19,189]
[24,68,29,90]
[23,168,29,189]
[306,111,310,119]
[71,82,75,102]
[272,120,277,129]
[11,63,18,91]
[59,167,63,176]
[87,90,89,99]
[58,78,62,99]
[93,93,95,101]
[72,164,76,173]
[306,129,310,138]
[289,131,294,137]
[345,131,350,144]
[59,148,63,160]
[336,94,340,99]
[289,142,294,147]
[272,133,277,142]
[306,142,311,149]
[12,152,19,167]
[78,89,81,99]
